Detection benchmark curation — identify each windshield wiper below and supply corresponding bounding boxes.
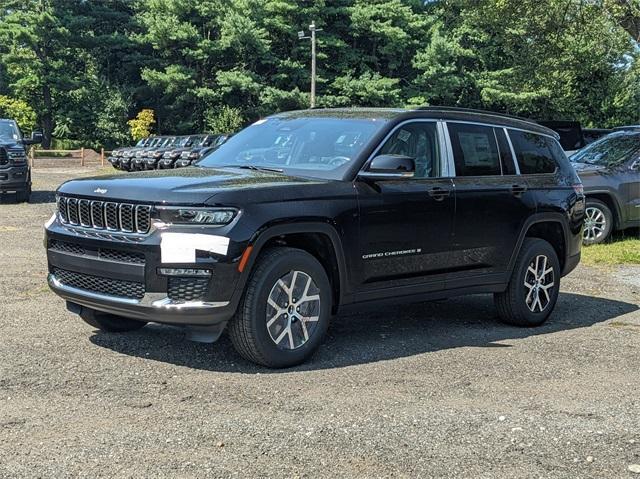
[234,165,284,173]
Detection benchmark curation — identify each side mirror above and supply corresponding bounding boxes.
[358,154,415,181]
[23,131,43,145]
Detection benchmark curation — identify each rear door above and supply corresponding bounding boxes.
[444,122,537,288]
[355,120,454,299]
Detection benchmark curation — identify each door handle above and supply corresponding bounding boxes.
[511,184,527,197]
[428,187,451,201]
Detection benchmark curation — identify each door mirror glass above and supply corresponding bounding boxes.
[359,154,415,180]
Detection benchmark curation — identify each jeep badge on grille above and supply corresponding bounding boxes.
[94,188,108,194]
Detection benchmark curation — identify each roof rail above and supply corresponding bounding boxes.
[416,106,534,124]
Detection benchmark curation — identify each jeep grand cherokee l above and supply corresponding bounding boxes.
[570,130,640,244]
[0,119,42,202]
[45,108,585,368]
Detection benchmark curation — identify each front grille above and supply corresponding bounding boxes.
[50,240,85,255]
[53,268,145,300]
[57,196,151,234]
[99,248,145,264]
[0,147,8,166]
[168,277,209,302]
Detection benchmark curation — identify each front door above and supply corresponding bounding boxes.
[355,121,454,300]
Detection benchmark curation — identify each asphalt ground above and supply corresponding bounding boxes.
[0,167,639,478]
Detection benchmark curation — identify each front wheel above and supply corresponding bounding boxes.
[494,238,560,327]
[80,308,147,333]
[15,186,30,203]
[228,247,332,368]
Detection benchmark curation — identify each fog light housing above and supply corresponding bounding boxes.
[158,268,212,277]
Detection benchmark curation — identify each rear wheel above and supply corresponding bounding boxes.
[494,238,560,327]
[583,199,613,245]
[229,247,332,368]
[80,308,147,333]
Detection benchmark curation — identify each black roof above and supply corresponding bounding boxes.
[274,107,558,138]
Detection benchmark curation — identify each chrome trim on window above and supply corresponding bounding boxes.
[503,127,521,175]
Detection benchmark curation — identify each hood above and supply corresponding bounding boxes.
[0,138,25,151]
[571,161,607,173]
[57,166,327,205]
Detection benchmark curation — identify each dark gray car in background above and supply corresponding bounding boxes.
[570,130,640,244]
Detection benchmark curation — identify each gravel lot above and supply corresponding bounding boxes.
[1,167,639,478]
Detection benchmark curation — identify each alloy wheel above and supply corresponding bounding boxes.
[523,255,555,313]
[266,270,321,350]
[583,206,606,242]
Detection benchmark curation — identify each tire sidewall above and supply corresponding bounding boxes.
[247,251,332,367]
[512,240,561,325]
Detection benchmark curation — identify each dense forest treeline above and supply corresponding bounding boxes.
[0,0,638,148]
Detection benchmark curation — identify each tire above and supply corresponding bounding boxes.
[229,247,332,368]
[79,308,147,333]
[494,238,561,327]
[583,199,613,245]
[15,186,30,203]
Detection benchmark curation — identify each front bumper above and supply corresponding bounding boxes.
[0,165,29,192]
[48,273,235,325]
[45,218,245,327]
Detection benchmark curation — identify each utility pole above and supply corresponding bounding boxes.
[298,21,322,108]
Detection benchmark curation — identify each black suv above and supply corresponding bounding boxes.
[570,130,640,244]
[45,108,585,367]
[173,134,229,168]
[108,138,150,170]
[0,119,42,202]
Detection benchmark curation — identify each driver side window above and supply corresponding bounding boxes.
[379,122,440,178]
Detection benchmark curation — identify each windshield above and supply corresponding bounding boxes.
[0,121,20,141]
[174,136,190,148]
[197,116,386,179]
[571,132,640,166]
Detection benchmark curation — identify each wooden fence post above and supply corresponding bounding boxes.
[101,147,105,167]
[80,147,85,167]
[29,146,35,168]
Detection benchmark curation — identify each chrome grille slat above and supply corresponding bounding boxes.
[67,198,79,225]
[90,201,105,229]
[57,197,68,223]
[57,196,152,235]
[78,200,91,227]
[120,204,134,232]
[105,202,119,230]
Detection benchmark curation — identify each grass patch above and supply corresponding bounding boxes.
[581,238,640,266]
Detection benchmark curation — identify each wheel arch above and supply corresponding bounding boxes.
[509,214,570,276]
[584,191,622,230]
[238,222,349,312]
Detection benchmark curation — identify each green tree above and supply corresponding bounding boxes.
[128,108,155,140]
[0,95,37,131]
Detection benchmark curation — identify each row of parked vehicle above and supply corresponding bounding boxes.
[108,134,229,171]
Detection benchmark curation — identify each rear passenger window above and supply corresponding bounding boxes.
[508,130,559,174]
[495,128,517,175]
[447,123,501,176]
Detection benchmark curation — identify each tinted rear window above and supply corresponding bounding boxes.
[509,130,559,174]
[448,123,502,176]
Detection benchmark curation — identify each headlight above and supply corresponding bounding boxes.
[153,207,238,226]
[8,151,27,164]
[153,152,163,158]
